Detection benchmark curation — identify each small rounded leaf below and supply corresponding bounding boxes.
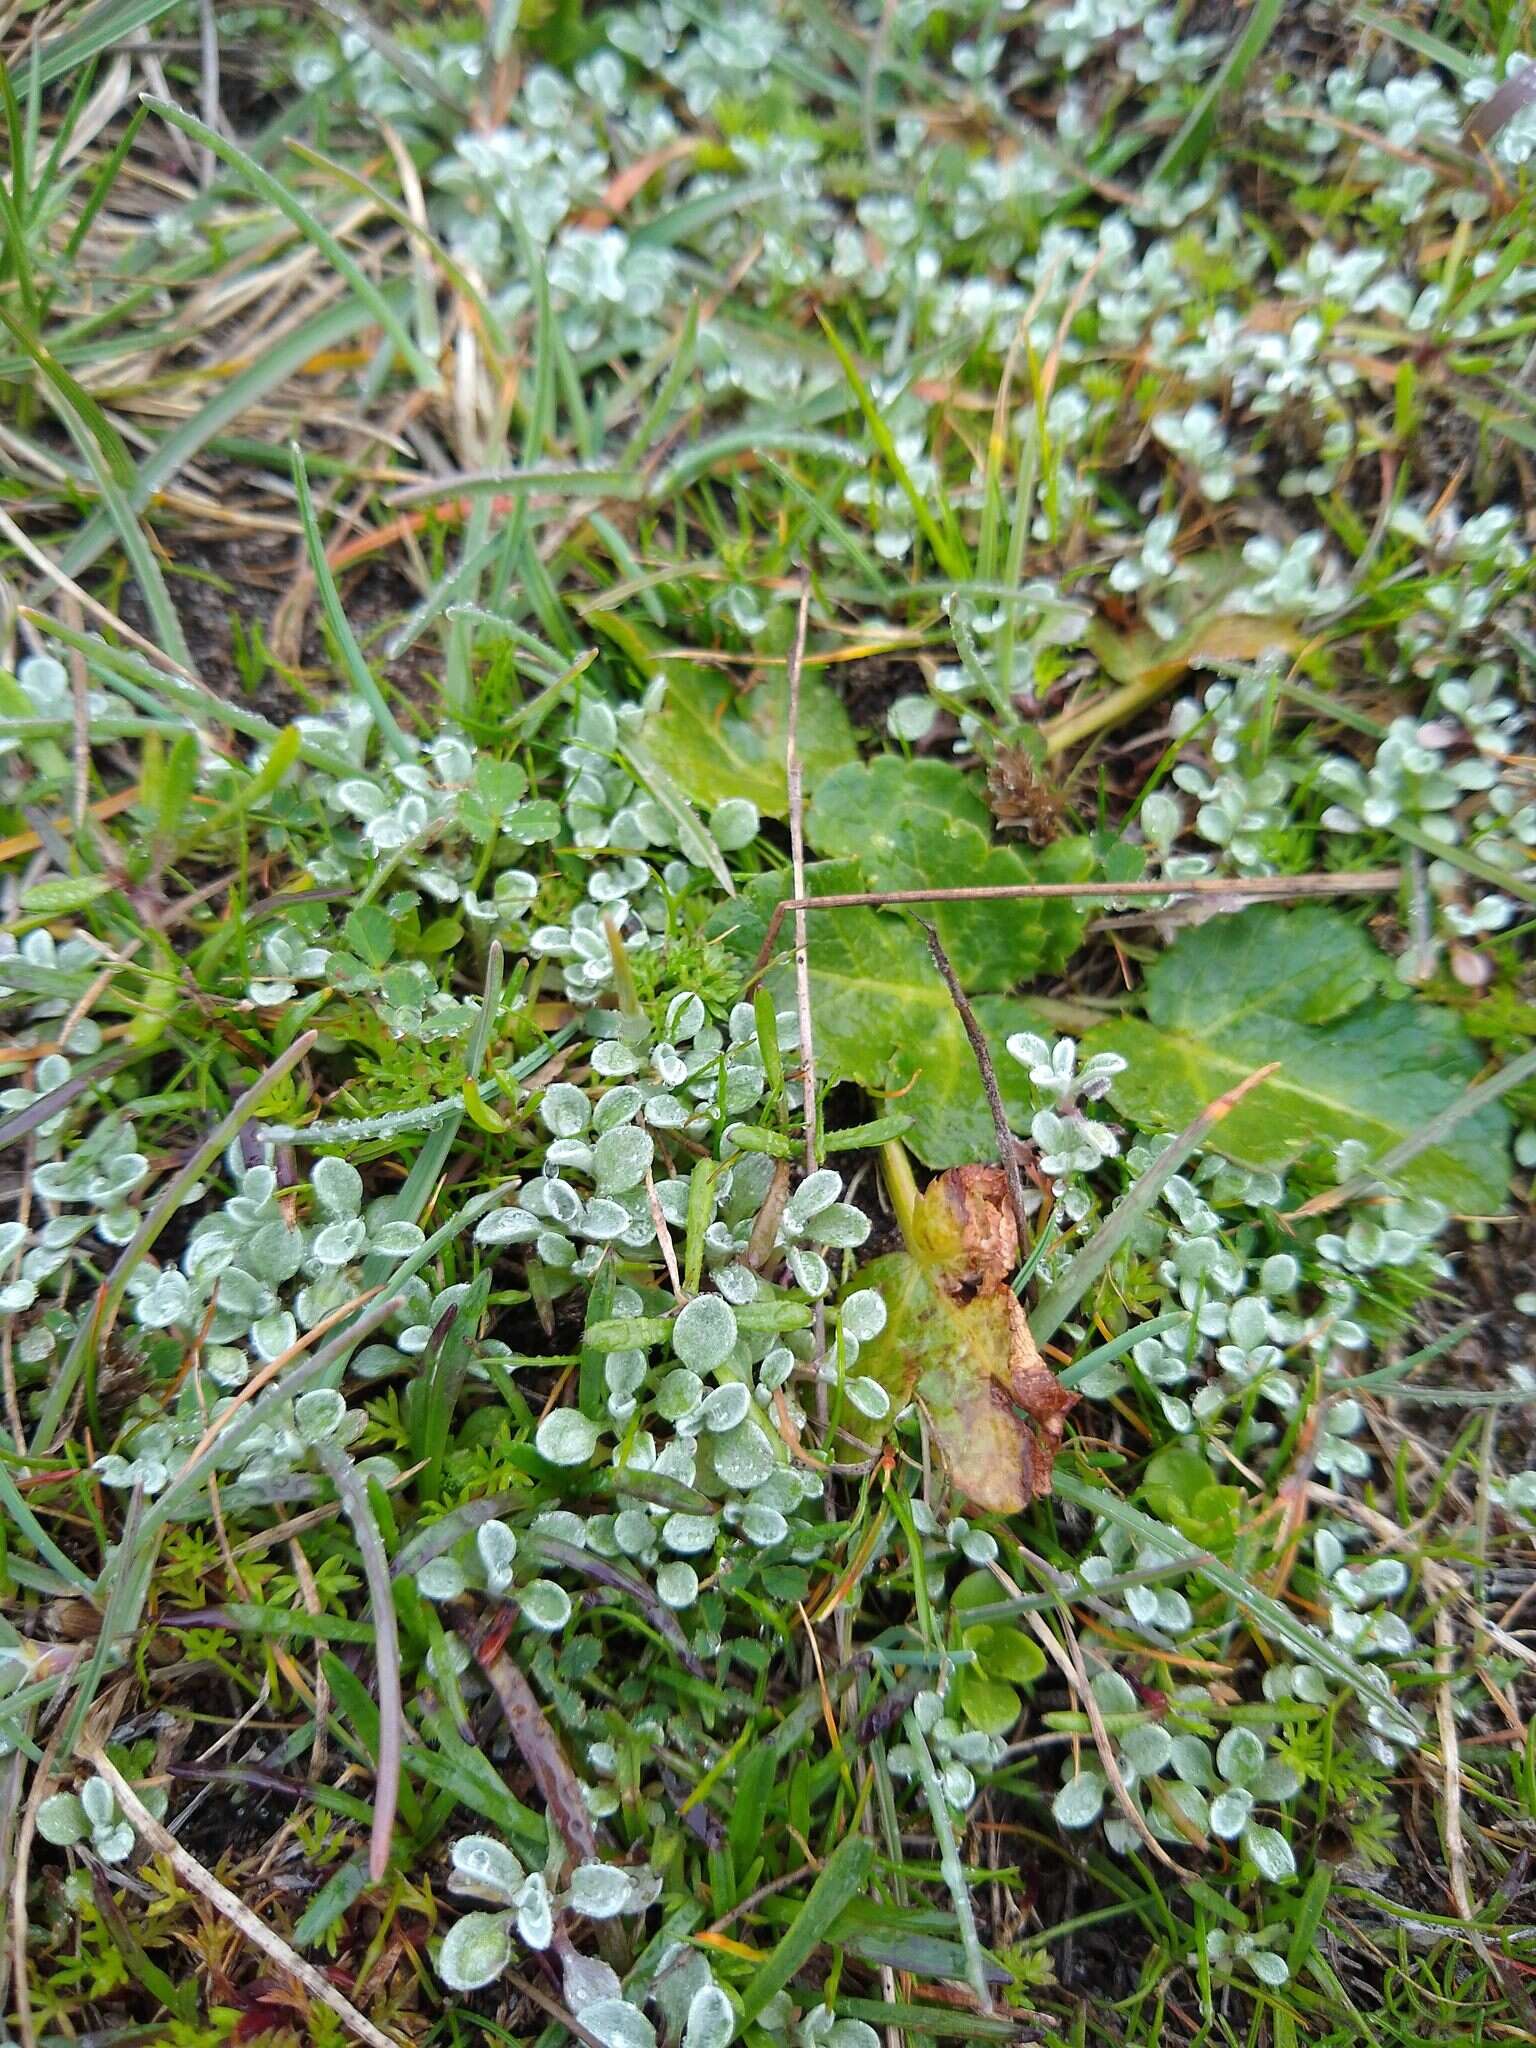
[438,1910,513,1991]
[1120,1723,1173,1778]
[295,1389,347,1445]
[1170,1735,1215,1788]
[582,2001,657,2048]
[846,1377,890,1421]
[416,1556,468,1602]
[1217,1726,1266,1789]
[476,1206,542,1245]
[656,1561,699,1608]
[1209,1787,1254,1839]
[536,1409,601,1466]
[840,1288,887,1341]
[81,1777,116,1830]
[593,1125,654,1194]
[36,1792,87,1847]
[94,1821,136,1864]
[1243,1822,1297,1882]
[476,1520,519,1594]
[700,1381,751,1432]
[567,1863,635,1918]
[451,1834,526,1904]
[313,1155,363,1219]
[516,1871,554,1949]
[1250,1950,1290,1987]
[683,1984,735,2048]
[520,1579,572,1631]
[673,1295,737,1373]
[1053,1771,1106,1829]
[540,1083,591,1138]
[709,798,759,850]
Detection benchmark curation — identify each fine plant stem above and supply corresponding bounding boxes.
[902,1710,994,2012]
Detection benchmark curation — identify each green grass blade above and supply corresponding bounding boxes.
[817,316,970,578]
[737,1836,875,2030]
[290,442,414,762]
[29,0,182,86]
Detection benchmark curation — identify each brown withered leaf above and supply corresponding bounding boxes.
[853,1166,1076,1512]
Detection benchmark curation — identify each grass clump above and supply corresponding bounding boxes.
[2,3,1536,2047]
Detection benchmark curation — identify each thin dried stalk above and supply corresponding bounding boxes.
[748,869,1401,980]
[785,578,818,1173]
[920,920,1032,1256]
[1433,1608,1475,1920]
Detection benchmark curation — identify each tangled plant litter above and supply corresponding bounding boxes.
[1,2,1536,2045]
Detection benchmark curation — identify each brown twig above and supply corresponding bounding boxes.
[748,869,1402,981]
[919,920,1032,1257]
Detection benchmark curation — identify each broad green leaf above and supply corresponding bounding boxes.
[638,657,856,817]
[807,759,1096,990]
[717,862,1045,1166]
[1087,904,1510,1212]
